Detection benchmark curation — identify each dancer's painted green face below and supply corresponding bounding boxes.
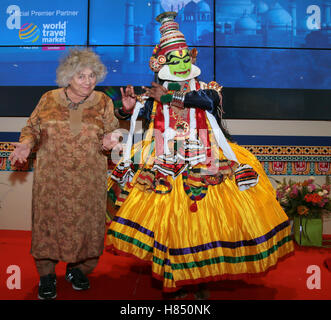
[167,49,191,78]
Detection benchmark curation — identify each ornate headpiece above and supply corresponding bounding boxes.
[149,11,197,73]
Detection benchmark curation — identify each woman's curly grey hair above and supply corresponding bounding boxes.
[56,48,107,87]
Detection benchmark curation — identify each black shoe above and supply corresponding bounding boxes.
[38,274,57,300]
[65,268,90,290]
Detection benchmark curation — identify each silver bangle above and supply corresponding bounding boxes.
[171,91,185,109]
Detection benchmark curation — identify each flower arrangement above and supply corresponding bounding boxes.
[275,176,331,219]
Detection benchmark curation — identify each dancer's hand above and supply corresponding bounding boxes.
[120,85,136,113]
[9,142,31,165]
[142,82,167,102]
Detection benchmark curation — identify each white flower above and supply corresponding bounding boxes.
[281,197,289,204]
[318,191,324,196]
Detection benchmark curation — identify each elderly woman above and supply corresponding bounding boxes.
[9,48,120,300]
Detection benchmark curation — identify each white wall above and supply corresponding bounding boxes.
[0,171,33,230]
[1,170,330,233]
[1,118,330,233]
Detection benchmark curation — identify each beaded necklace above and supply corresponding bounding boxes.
[64,87,91,110]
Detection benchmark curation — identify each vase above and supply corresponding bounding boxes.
[293,216,322,247]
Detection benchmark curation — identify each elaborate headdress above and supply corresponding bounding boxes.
[149,11,198,74]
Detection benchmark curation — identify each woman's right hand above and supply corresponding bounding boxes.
[120,85,136,113]
[9,142,31,165]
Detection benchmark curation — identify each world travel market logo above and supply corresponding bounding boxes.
[6,4,77,49]
[18,22,40,43]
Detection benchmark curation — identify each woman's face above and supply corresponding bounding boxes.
[69,67,97,98]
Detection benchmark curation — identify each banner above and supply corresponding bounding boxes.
[1,0,87,46]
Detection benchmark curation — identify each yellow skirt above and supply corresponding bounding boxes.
[106,142,294,292]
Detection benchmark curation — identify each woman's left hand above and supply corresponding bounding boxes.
[102,131,122,151]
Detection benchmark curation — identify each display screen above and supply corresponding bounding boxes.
[216,47,331,89]
[1,0,88,45]
[0,0,88,86]
[0,0,330,89]
[94,46,214,86]
[215,0,330,49]
[89,0,214,46]
[214,0,331,89]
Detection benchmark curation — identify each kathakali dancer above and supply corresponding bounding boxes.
[106,12,294,298]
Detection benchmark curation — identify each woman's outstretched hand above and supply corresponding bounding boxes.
[102,131,123,151]
[9,142,31,166]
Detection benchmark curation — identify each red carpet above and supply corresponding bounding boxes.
[0,230,330,300]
